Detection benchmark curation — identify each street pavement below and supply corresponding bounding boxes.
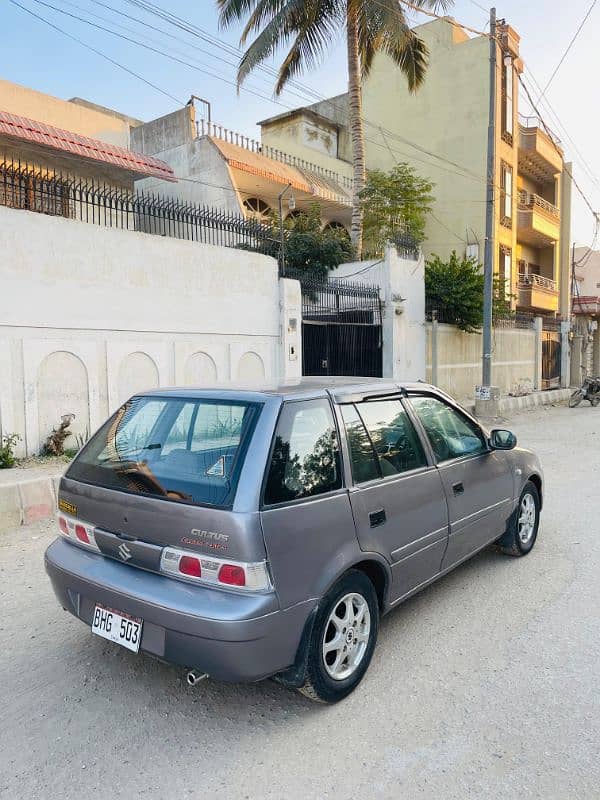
[1,402,599,799]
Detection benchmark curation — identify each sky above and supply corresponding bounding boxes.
[2,0,599,248]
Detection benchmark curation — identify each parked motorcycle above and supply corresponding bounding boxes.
[569,375,600,408]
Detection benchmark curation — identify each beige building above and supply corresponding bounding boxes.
[0,79,174,194]
[256,17,572,319]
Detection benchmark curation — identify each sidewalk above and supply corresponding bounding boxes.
[465,387,572,417]
[0,463,66,533]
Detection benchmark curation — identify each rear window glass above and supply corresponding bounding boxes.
[67,396,262,508]
[264,399,342,505]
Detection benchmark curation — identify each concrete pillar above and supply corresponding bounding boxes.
[570,334,583,387]
[385,247,426,381]
[278,278,302,379]
[533,316,543,391]
[560,320,571,388]
[431,312,439,386]
[593,324,600,377]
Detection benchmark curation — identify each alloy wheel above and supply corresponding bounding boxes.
[322,592,371,681]
[518,492,537,546]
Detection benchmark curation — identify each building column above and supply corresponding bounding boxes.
[570,333,583,387]
[533,316,543,391]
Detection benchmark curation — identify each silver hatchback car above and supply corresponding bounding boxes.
[45,379,543,703]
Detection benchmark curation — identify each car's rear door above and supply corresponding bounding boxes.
[259,397,357,609]
[407,393,514,570]
[336,395,449,603]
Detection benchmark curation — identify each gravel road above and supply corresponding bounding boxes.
[1,402,599,800]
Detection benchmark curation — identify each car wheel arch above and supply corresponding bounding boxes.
[273,557,390,689]
[527,473,543,509]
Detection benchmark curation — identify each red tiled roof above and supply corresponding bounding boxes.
[0,110,176,182]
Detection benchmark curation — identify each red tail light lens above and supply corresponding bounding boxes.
[58,516,69,535]
[179,555,202,578]
[218,564,246,587]
[74,524,90,544]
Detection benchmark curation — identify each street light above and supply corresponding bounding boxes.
[278,183,294,277]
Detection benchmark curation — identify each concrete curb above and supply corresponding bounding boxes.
[0,469,63,533]
[466,387,572,417]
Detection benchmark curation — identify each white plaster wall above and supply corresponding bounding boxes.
[333,247,427,382]
[0,205,282,455]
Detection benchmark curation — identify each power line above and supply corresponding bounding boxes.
[7,0,184,105]
[537,0,598,103]
[517,72,599,222]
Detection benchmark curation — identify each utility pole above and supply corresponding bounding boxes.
[481,7,497,393]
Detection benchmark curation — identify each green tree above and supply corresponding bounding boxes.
[360,163,434,257]
[217,0,452,255]
[426,251,516,332]
[281,205,355,280]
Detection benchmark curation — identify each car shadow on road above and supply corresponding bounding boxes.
[61,544,519,724]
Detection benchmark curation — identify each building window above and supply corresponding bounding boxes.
[499,245,512,296]
[243,197,272,223]
[323,220,350,238]
[501,56,514,145]
[500,162,513,227]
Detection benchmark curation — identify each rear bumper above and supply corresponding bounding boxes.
[44,538,315,683]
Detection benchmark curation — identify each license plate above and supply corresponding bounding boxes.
[91,604,143,653]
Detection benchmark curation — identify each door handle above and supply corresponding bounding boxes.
[369,508,387,528]
[452,481,464,497]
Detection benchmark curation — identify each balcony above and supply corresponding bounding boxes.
[518,273,559,313]
[518,115,563,183]
[517,191,560,247]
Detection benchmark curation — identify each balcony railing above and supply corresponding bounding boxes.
[518,191,560,220]
[196,119,354,190]
[518,114,561,146]
[518,273,557,292]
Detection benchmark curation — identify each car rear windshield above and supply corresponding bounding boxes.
[66,396,262,508]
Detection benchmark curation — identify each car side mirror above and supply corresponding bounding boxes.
[489,429,517,450]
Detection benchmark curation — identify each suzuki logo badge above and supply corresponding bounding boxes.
[118,543,133,562]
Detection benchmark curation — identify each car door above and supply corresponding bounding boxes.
[338,396,449,604]
[259,398,358,609]
[408,394,514,570]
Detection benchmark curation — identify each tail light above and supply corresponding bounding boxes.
[160,547,271,592]
[57,513,100,553]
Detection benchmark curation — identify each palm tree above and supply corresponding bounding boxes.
[217,0,450,255]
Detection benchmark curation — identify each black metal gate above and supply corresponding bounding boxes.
[299,278,383,377]
[541,320,562,389]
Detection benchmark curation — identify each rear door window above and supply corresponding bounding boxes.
[264,399,342,505]
[67,396,261,507]
[343,399,427,482]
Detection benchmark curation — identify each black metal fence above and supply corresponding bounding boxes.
[293,274,384,377]
[0,161,277,253]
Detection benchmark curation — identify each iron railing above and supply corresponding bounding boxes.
[518,273,558,292]
[196,119,354,190]
[518,190,560,220]
[0,161,278,253]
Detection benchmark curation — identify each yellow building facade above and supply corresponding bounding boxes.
[258,17,572,318]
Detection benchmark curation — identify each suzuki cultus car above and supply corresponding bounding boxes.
[45,379,543,703]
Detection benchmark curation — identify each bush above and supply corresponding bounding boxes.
[0,433,21,469]
[426,251,516,332]
[281,205,356,281]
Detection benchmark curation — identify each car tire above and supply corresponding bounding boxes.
[497,481,540,557]
[297,570,379,704]
[569,389,584,408]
